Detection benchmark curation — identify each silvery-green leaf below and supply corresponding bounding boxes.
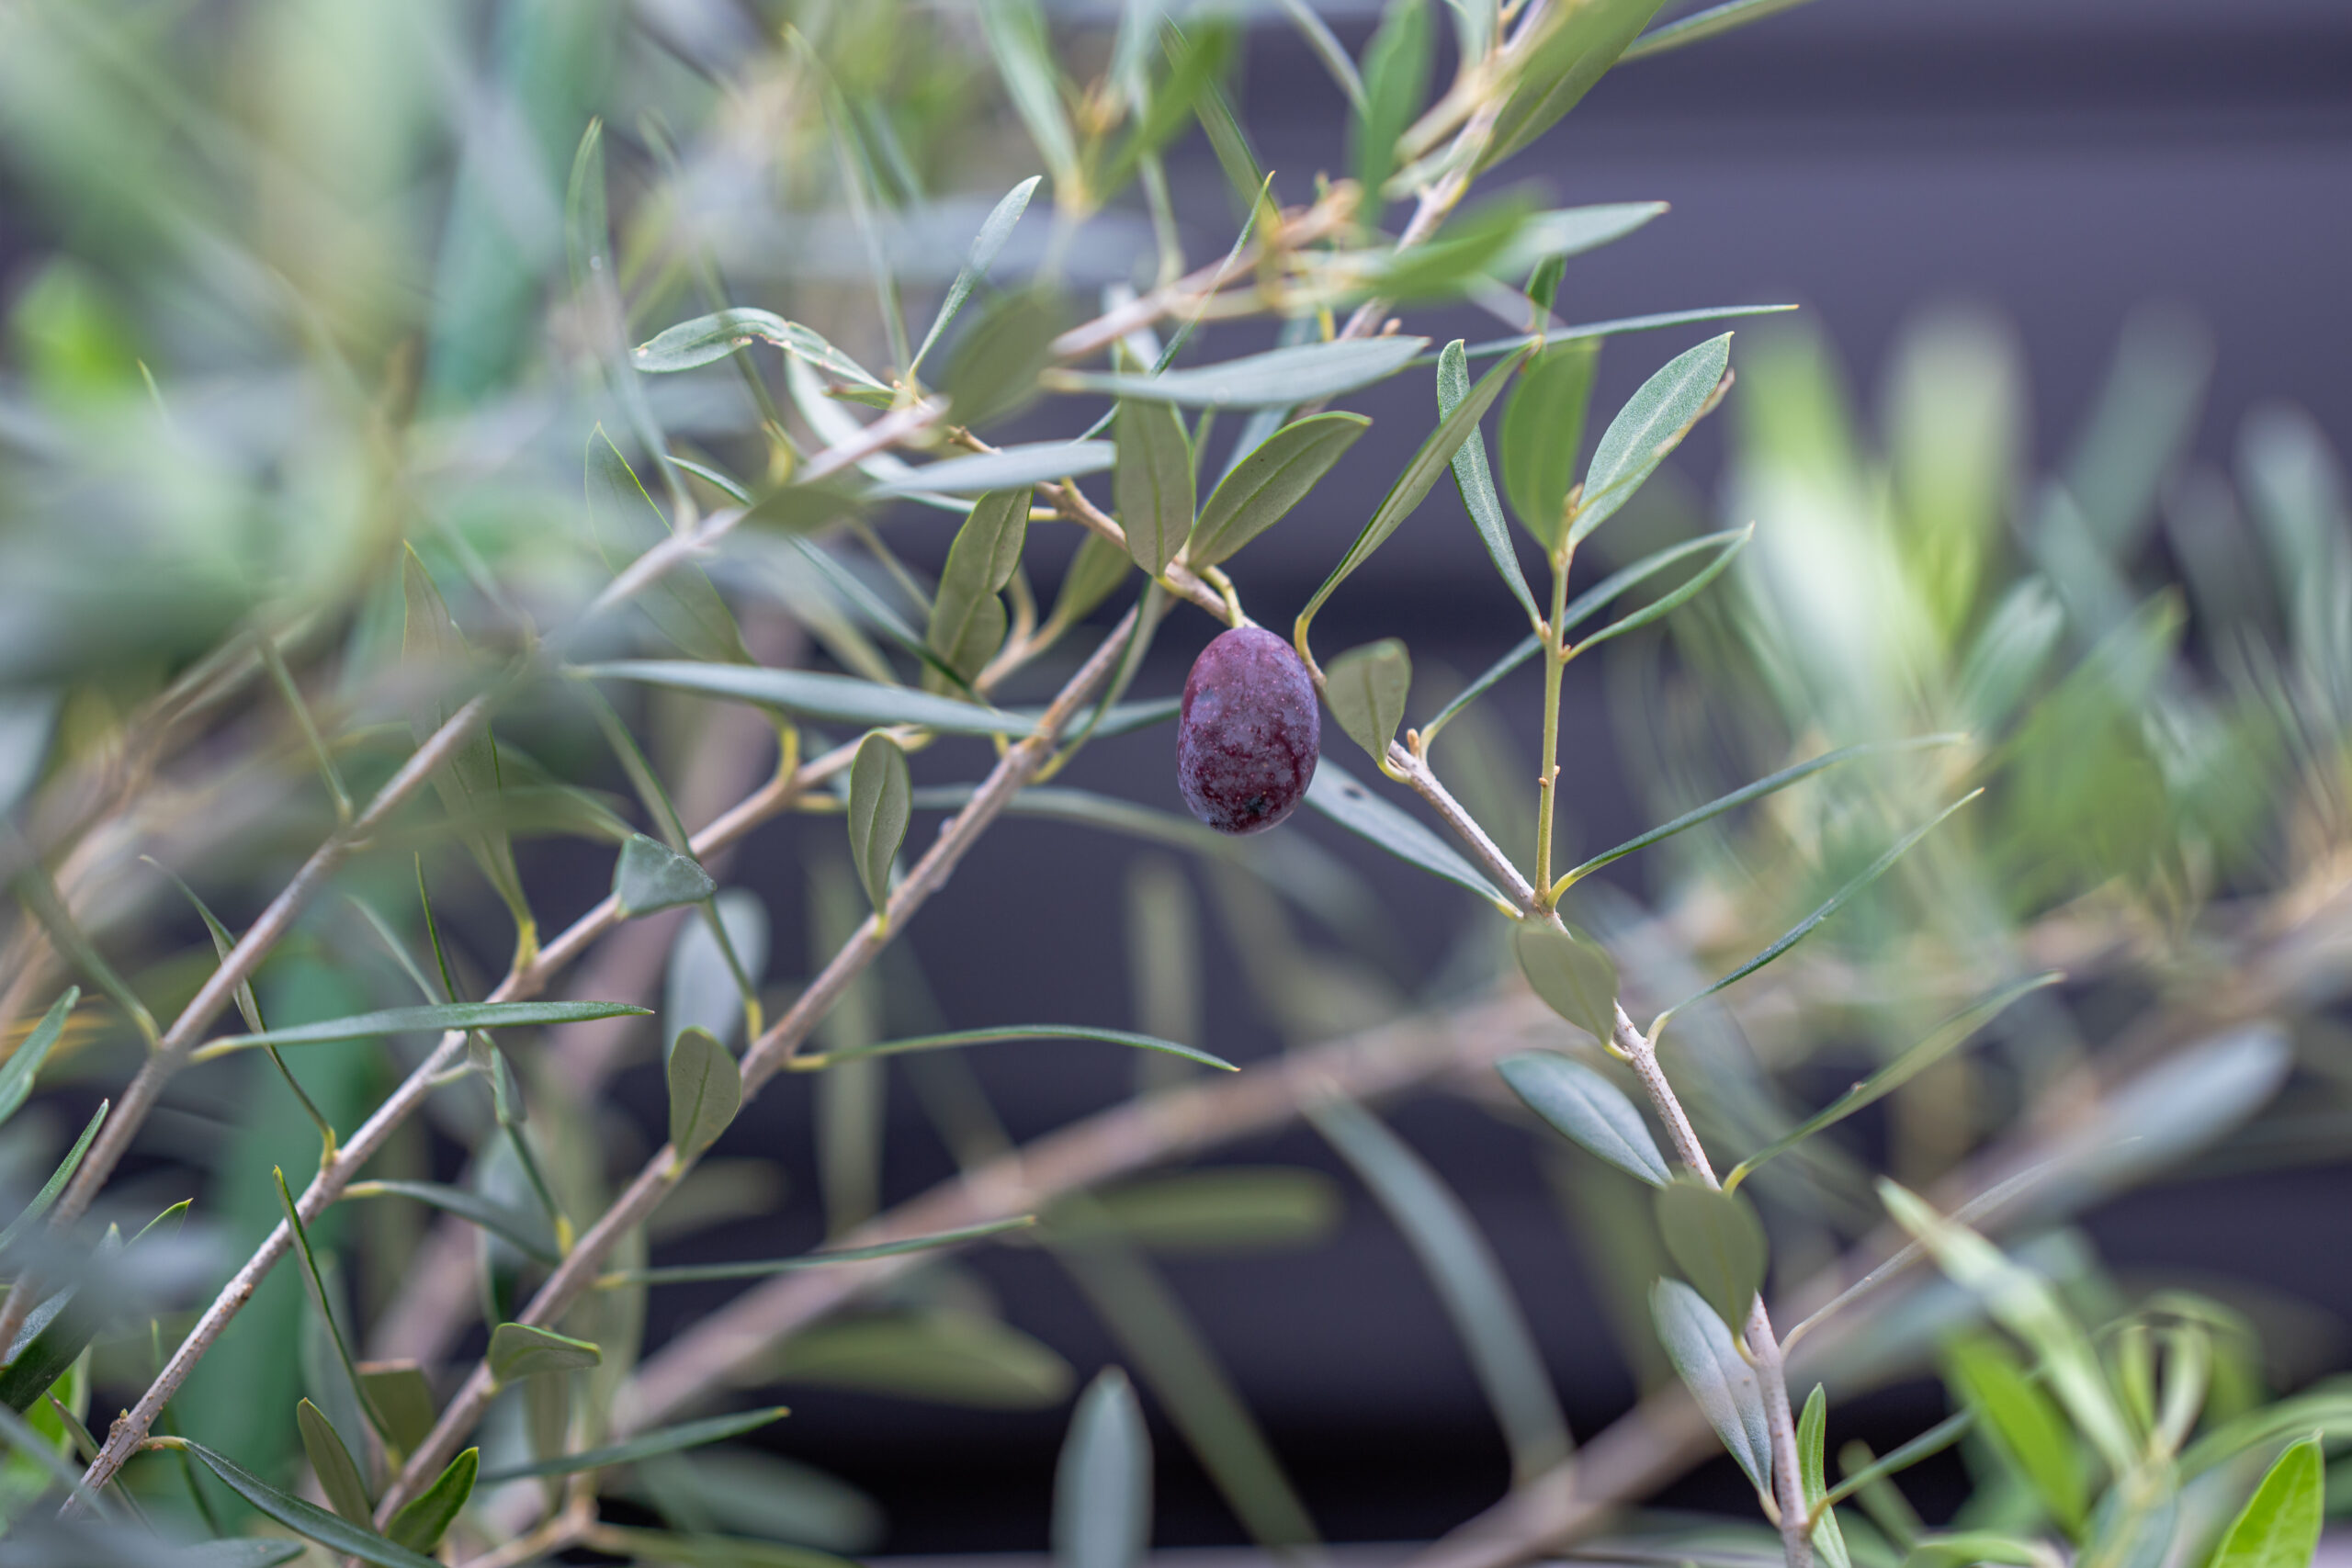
[1487,202,1668,276]
[947,289,1068,430]
[631,309,888,391]
[913,177,1044,372]
[928,488,1032,682]
[667,1026,742,1161]
[1436,339,1541,621]
[584,426,752,665]
[1499,340,1599,551]
[1622,0,1822,60]
[1566,522,1751,652]
[1497,1051,1670,1186]
[1797,1385,1852,1568]
[1323,639,1412,761]
[1188,412,1367,569]
[874,442,1114,499]
[166,1439,441,1568]
[666,889,769,1054]
[1304,759,1512,908]
[0,987,76,1130]
[357,1362,436,1458]
[1054,1369,1152,1568]
[340,1179,558,1264]
[1115,399,1194,576]
[614,834,718,919]
[385,1447,475,1554]
[195,1001,650,1062]
[805,1024,1233,1073]
[1351,0,1431,202]
[1651,1278,1772,1495]
[582,660,1034,736]
[608,1218,1039,1285]
[1058,336,1431,409]
[1048,534,1135,631]
[1655,1177,1769,1332]
[1574,332,1733,543]
[488,1324,603,1382]
[978,0,1080,192]
[1485,0,1671,167]
[847,733,911,919]
[1512,923,1618,1043]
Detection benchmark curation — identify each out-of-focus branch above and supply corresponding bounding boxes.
[374,604,1145,1519]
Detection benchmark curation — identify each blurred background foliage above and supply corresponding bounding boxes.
[0,0,2346,1562]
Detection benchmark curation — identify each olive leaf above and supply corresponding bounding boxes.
[947,289,1068,430]
[1512,923,1619,1043]
[583,660,1035,736]
[667,1025,743,1162]
[488,1324,603,1383]
[477,1405,791,1484]
[1056,336,1431,408]
[874,442,1114,498]
[1436,339,1541,624]
[357,1361,437,1458]
[2209,1434,2324,1568]
[1497,1051,1671,1186]
[584,426,752,665]
[613,833,718,919]
[194,1000,650,1062]
[1115,397,1195,576]
[928,488,1032,685]
[1651,1278,1773,1495]
[0,987,77,1130]
[165,1438,442,1568]
[1655,1177,1769,1332]
[1187,412,1369,569]
[1323,639,1412,761]
[1573,332,1733,544]
[1304,760,1513,910]
[912,176,1044,374]
[630,309,888,392]
[1499,339,1600,551]
[1797,1385,1853,1568]
[296,1398,371,1526]
[386,1447,476,1554]
[847,732,912,920]
[1351,0,1432,201]
[1944,1335,2086,1534]
[1048,534,1135,632]
[1055,1368,1152,1568]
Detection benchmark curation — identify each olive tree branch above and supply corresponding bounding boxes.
[372,603,1146,1520]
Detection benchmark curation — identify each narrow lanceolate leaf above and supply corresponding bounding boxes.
[585,427,752,665]
[489,1324,603,1382]
[848,733,912,919]
[385,1448,477,1554]
[1436,340,1541,624]
[1566,522,1752,654]
[273,1168,381,1446]
[1490,203,1669,276]
[1311,1099,1572,1483]
[1055,1369,1152,1568]
[1652,1279,1772,1495]
[1798,1385,1853,1568]
[1305,760,1513,909]
[1562,735,1964,889]
[1115,399,1194,576]
[341,1179,559,1264]
[582,660,1034,736]
[614,834,718,918]
[1049,534,1135,631]
[631,309,888,392]
[1943,1336,2086,1534]
[296,1399,370,1526]
[1722,974,2062,1192]
[0,1100,107,1253]
[928,488,1032,683]
[979,0,1081,194]
[1513,924,1619,1045]
[1622,0,1823,61]
[1667,791,1983,1018]
[913,176,1044,372]
[611,1219,1039,1286]
[874,443,1114,499]
[1655,1178,1769,1332]
[1324,640,1412,762]
[1505,341,1599,554]
[667,1026,743,1161]
[1299,347,1530,637]
[798,1024,1234,1074]
[1187,412,1369,569]
[1485,0,1671,168]
[479,1406,791,1484]
[1498,1052,1671,1186]
[195,1000,650,1061]
[0,987,77,1129]
[1057,337,1432,409]
[1351,0,1432,201]
[2210,1435,2324,1568]
[947,288,1069,430]
[1573,333,1734,544]
[165,1438,443,1568]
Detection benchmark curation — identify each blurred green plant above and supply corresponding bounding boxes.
[0,1,2342,1565]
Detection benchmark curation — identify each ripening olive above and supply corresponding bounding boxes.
[1175,626,1320,835]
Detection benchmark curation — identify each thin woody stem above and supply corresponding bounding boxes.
[373,605,1144,1521]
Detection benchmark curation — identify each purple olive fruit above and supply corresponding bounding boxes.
[1176,626,1320,835]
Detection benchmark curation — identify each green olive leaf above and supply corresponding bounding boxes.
[296,1399,372,1527]
[1322,638,1412,761]
[1574,332,1733,545]
[1055,336,1430,409]
[1497,1051,1670,1187]
[1499,339,1600,551]
[1187,412,1368,569]
[2209,1434,2324,1568]
[356,1361,438,1460]
[613,833,718,919]
[847,732,912,920]
[667,1025,743,1163]
[1436,340,1541,623]
[488,1324,603,1383]
[1114,398,1195,576]
[928,488,1032,684]
[1512,922,1619,1043]
[947,289,1069,430]
[1654,1177,1769,1333]
[385,1447,476,1554]
[1651,1278,1772,1495]
[1054,1369,1152,1568]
